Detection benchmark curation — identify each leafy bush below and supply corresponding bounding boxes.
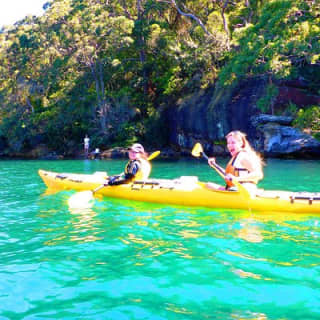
[256,84,279,113]
[293,105,320,135]
[219,0,320,87]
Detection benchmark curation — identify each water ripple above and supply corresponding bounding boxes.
[1,159,320,319]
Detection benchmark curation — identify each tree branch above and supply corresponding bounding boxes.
[157,0,211,35]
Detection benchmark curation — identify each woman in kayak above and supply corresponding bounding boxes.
[107,143,151,185]
[206,130,264,192]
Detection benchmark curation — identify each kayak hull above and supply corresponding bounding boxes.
[38,170,320,214]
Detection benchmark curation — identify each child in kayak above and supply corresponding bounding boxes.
[106,143,151,186]
[206,130,264,193]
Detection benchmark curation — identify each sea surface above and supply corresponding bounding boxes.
[0,158,320,320]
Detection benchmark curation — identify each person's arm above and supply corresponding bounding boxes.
[208,157,216,167]
[237,155,263,182]
[106,173,125,186]
[107,161,140,185]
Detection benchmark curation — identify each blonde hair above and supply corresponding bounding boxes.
[136,150,149,160]
[226,131,264,168]
[140,152,149,160]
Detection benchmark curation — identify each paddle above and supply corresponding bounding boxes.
[192,143,226,179]
[191,143,250,198]
[145,150,160,161]
[67,150,161,208]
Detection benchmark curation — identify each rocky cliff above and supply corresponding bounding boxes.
[167,73,320,158]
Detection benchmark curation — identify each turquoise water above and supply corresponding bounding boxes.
[1,158,320,319]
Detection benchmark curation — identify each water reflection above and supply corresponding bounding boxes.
[67,206,103,243]
[115,202,209,261]
[174,219,201,239]
[233,210,320,245]
[231,311,267,320]
[237,219,264,243]
[38,192,103,245]
[165,303,193,315]
[41,188,60,196]
[122,233,172,259]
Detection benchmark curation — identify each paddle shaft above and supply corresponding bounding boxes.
[93,184,106,193]
[200,149,251,198]
[200,151,226,179]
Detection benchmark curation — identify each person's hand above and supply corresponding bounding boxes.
[107,176,119,186]
[225,173,236,183]
[208,157,216,167]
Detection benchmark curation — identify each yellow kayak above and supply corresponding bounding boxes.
[38,169,320,214]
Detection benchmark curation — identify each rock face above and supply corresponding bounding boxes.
[167,77,267,155]
[276,79,320,107]
[167,73,320,158]
[101,147,128,159]
[258,124,320,158]
[251,114,293,126]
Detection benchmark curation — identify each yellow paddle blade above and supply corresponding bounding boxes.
[68,190,94,209]
[191,143,203,158]
[147,150,160,161]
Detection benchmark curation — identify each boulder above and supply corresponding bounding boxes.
[251,114,293,126]
[259,123,320,158]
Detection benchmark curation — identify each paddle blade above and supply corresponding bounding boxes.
[147,150,160,161]
[191,143,203,158]
[68,191,94,209]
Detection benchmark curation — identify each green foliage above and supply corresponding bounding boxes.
[213,140,226,146]
[284,102,298,117]
[257,84,279,113]
[219,0,320,87]
[112,123,140,147]
[293,106,320,135]
[0,0,319,156]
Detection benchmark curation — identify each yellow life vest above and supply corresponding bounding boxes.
[125,159,151,181]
